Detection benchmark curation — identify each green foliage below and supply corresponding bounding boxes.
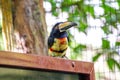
[78,20,88,33]
[102,39,110,49]
[84,5,95,17]
[107,58,120,71]
[48,0,58,16]
[117,0,120,7]
[106,51,120,71]
[92,53,102,62]
[115,42,120,46]
[73,44,86,53]
[93,49,120,71]
[102,26,111,34]
[107,58,115,71]
[101,1,120,28]
[101,4,116,15]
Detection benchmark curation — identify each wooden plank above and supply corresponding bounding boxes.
[90,66,95,80]
[0,51,95,80]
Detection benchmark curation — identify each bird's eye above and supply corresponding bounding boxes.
[54,26,59,30]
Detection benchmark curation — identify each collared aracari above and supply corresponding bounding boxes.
[48,21,77,58]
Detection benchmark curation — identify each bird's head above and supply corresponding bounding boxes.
[50,21,77,38]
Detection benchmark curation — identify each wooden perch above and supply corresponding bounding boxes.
[0,51,95,80]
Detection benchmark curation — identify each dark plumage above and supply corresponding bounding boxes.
[48,22,67,48]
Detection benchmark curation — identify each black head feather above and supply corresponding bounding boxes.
[48,22,68,48]
[50,22,68,38]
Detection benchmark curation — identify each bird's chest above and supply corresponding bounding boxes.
[52,37,68,50]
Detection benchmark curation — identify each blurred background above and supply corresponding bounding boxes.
[0,0,120,80]
[44,0,120,79]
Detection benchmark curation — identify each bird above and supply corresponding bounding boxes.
[48,21,77,58]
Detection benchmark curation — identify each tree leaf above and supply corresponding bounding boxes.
[102,26,111,34]
[107,58,120,71]
[115,41,120,46]
[79,44,86,49]
[78,21,88,33]
[104,14,118,27]
[52,11,59,16]
[73,44,86,53]
[84,5,95,17]
[48,0,58,16]
[107,58,115,71]
[115,60,120,70]
[61,7,69,12]
[92,53,102,62]
[101,4,116,14]
[102,39,110,49]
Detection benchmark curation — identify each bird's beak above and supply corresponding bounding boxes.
[58,22,77,32]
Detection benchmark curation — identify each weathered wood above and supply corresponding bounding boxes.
[0,51,95,80]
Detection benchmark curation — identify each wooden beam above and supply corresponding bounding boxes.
[0,51,95,80]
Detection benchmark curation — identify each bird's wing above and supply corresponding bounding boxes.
[48,37,54,48]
